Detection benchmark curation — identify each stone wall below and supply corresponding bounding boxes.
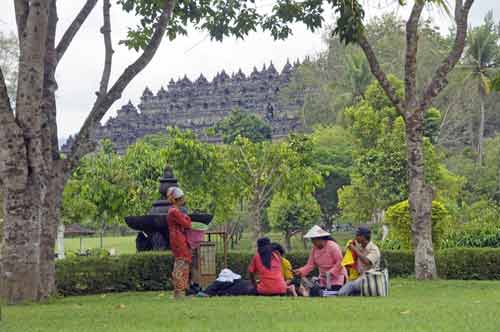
[62,60,306,153]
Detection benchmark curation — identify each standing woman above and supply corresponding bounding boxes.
[294,225,347,291]
[248,237,287,296]
[167,187,192,299]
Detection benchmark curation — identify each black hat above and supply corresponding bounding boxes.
[356,226,371,238]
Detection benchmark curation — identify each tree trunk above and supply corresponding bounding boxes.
[0,0,52,304]
[1,186,42,303]
[302,233,308,250]
[37,1,62,301]
[477,96,485,165]
[284,232,292,252]
[38,178,64,300]
[405,109,437,280]
[250,199,262,248]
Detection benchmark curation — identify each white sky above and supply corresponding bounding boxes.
[0,1,498,138]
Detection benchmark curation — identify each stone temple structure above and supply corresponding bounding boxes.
[63,60,306,153]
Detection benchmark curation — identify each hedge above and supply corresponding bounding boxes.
[56,248,500,296]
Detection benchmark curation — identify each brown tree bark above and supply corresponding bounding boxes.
[405,109,436,279]
[0,0,176,303]
[250,197,263,248]
[1,0,51,303]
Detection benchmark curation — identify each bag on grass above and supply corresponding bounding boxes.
[361,268,389,297]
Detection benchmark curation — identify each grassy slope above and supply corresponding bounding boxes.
[63,232,354,255]
[3,280,500,332]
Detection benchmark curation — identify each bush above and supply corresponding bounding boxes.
[56,248,500,295]
[386,200,450,249]
[437,248,500,280]
[56,252,174,296]
[441,227,500,248]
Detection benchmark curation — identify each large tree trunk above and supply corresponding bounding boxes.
[0,0,51,304]
[1,184,43,303]
[38,0,63,301]
[405,109,437,280]
[38,182,63,300]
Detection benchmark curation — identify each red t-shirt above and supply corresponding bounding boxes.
[248,252,287,295]
[167,207,192,262]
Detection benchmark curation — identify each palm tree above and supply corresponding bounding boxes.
[461,12,499,165]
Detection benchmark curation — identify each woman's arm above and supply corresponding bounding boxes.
[249,272,257,288]
[170,208,192,229]
[294,249,315,277]
[248,255,258,288]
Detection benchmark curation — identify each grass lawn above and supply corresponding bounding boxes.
[2,280,500,332]
[63,232,354,255]
[64,235,137,255]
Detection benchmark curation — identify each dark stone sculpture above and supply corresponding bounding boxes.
[124,167,212,251]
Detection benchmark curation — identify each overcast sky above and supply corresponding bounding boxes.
[0,1,498,138]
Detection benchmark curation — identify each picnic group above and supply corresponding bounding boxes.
[167,186,387,300]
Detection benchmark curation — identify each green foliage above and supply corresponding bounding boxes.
[446,135,500,207]
[55,248,500,296]
[118,0,363,50]
[436,248,500,280]
[424,107,442,144]
[268,193,321,247]
[309,126,353,224]
[339,77,462,223]
[215,109,272,144]
[121,139,168,216]
[62,140,131,230]
[61,179,98,226]
[385,200,451,250]
[163,128,238,222]
[442,227,500,249]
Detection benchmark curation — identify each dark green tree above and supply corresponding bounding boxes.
[215,109,272,144]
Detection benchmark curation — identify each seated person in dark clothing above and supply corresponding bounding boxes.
[201,269,256,297]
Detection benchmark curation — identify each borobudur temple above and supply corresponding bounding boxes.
[62,60,308,153]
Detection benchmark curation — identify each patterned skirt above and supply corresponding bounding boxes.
[172,259,190,294]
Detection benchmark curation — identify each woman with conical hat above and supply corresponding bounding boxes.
[293,225,347,291]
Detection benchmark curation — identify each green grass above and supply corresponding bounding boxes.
[2,280,500,332]
[64,236,137,255]
[63,232,354,255]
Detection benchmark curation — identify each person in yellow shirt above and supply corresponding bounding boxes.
[272,243,297,296]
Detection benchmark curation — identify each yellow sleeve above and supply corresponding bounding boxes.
[282,258,293,282]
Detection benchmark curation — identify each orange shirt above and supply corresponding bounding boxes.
[167,207,192,262]
[248,252,287,295]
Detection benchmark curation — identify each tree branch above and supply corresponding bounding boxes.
[0,39,27,185]
[0,68,14,117]
[98,0,114,98]
[14,0,29,40]
[358,33,405,114]
[56,0,99,64]
[421,0,474,110]
[66,0,177,171]
[404,1,425,105]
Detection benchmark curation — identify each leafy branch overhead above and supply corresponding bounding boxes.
[117,0,367,50]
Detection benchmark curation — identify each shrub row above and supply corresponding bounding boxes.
[56,248,500,296]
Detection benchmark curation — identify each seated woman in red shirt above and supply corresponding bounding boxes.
[248,237,287,296]
[166,187,192,299]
